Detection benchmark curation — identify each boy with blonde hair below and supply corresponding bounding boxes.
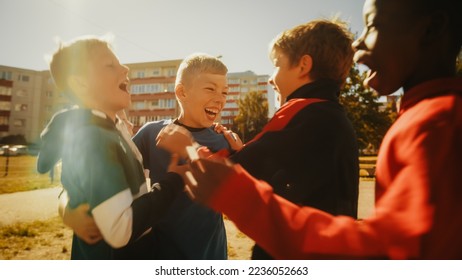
[37,36,183,259]
[158,19,359,260]
[131,53,232,259]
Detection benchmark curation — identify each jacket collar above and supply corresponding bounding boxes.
[287,79,340,102]
[399,77,462,115]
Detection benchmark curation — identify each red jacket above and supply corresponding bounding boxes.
[208,77,462,259]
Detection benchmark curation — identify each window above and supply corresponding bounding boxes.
[228,78,240,84]
[0,101,11,111]
[258,85,267,91]
[46,91,53,98]
[16,89,28,97]
[0,71,12,80]
[147,84,162,93]
[152,68,161,77]
[229,86,240,93]
[166,83,175,92]
[14,104,28,111]
[136,71,145,78]
[14,119,25,127]
[130,84,164,94]
[225,102,238,109]
[0,116,9,125]
[257,77,268,83]
[0,86,12,96]
[132,101,146,110]
[17,74,29,82]
[165,68,176,77]
[150,100,159,109]
[221,110,232,117]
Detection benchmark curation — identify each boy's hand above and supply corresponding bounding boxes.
[180,157,236,204]
[156,124,196,159]
[213,123,243,151]
[63,204,102,244]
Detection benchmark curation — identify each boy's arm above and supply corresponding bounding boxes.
[129,171,184,239]
[213,123,243,151]
[183,158,431,259]
[58,189,102,244]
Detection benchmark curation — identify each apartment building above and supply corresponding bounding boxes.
[125,59,182,133]
[0,62,276,143]
[222,71,277,127]
[0,65,67,143]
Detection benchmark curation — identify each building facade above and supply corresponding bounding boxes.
[125,59,182,133]
[0,62,276,143]
[0,65,68,143]
[223,71,277,127]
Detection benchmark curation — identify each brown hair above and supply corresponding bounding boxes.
[270,18,354,86]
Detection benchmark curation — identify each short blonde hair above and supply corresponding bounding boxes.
[269,18,354,86]
[175,53,228,87]
[49,35,113,96]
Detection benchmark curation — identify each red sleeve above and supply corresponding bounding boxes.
[208,165,386,259]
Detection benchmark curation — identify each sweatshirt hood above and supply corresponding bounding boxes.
[37,108,96,174]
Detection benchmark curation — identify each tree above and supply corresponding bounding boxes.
[233,91,269,143]
[339,64,396,153]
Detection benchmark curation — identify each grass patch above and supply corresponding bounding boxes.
[0,155,61,194]
[0,217,72,260]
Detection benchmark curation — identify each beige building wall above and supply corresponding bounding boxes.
[1,62,278,143]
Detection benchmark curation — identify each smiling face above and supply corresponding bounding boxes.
[177,72,228,128]
[81,45,131,119]
[352,0,426,96]
[269,48,305,106]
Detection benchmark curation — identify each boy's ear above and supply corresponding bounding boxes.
[175,83,187,101]
[298,55,313,78]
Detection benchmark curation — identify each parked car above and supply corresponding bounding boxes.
[0,145,28,156]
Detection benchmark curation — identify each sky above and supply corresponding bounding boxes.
[0,0,365,76]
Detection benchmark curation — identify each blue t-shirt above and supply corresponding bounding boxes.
[132,120,230,259]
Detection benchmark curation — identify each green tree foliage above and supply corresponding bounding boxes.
[233,91,269,143]
[339,64,397,153]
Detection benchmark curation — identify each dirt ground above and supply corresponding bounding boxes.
[0,216,254,260]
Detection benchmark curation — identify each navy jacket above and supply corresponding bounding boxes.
[231,79,359,259]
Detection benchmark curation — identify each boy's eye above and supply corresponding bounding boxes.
[205,87,215,91]
[222,91,228,96]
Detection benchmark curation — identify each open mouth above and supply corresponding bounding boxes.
[119,80,129,93]
[205,107,219,119]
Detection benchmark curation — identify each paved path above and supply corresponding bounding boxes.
[0,187,61,226]
[358,180,375,219]
[0,181,375,227]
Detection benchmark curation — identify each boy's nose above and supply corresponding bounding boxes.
[121,64,129,74]
[351,30,365,51]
